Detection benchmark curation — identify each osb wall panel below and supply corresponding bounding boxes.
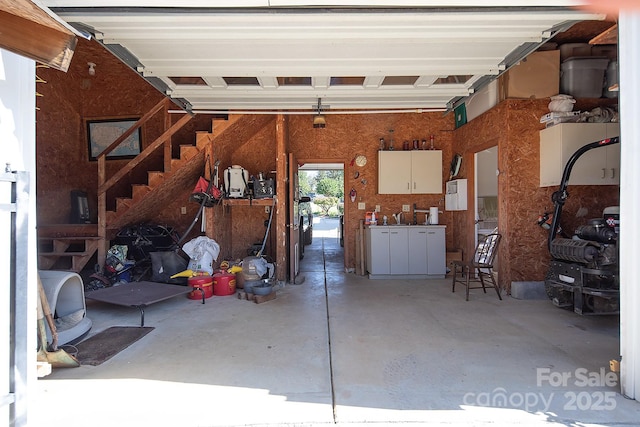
[204,115,277,260]
[453,99,620,292]
[229,206,274,260]
[289,113,456,270]
[503,100,553,287]
[232,118,277,178]
[203,117,277,265]
[36,38,166,225]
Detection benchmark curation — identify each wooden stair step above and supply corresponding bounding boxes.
[37,224,98,238]
[39,251,92,257]
[170,158,185,171]
[179,145,199,160]
[132,184,152,200]
[195,132,214,149]
[147,171,165,186]
[211,115,238,136]
[38,236,101,241]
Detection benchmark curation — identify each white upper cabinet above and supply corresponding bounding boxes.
[540,123,620,187]
[378,150,442,194]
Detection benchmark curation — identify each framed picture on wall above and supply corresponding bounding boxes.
[87,118,141,160]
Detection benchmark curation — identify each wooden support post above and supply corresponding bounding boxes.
[275,114,287,281]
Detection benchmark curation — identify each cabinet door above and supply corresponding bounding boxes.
[411,151,443,194]
[540,123,609,186]
[378,151,412,194]
[367,228,390,274]
[426,227,446,275]
[408,228,428,274]
[570,124,610,185]
[389,228,409,274]
[603,123,620,184]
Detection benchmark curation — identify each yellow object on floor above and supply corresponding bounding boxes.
[227,265,242,274]
[170,269,195,278]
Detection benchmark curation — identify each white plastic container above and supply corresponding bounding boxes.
[39,270,92,345]
[560,57,609,98]
[559,43,592,61]
[223,165,249,198]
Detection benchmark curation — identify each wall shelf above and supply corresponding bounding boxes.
[222,198,275,207]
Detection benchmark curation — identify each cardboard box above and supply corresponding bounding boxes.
[499,50,560,99]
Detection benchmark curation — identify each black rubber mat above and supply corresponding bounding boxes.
[74,326,154,366]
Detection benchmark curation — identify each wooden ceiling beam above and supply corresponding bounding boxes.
[0,1,77,71]
[590,23,618,45]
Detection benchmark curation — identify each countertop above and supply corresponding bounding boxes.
[366,224,446,228]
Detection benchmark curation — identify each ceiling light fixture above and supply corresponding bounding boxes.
[313,98,326,129]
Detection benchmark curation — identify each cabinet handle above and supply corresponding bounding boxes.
[602,168,606,179]
[418,231,426,234]
[407,182,410,190]
[611,168,615,179]
[413,182,416,189]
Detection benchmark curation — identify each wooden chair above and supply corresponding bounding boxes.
[451,233,502,301]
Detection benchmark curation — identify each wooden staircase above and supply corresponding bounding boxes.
[37,99,240,273]
[37,224,101,272]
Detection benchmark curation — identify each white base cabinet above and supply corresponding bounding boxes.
[365,225,446,279]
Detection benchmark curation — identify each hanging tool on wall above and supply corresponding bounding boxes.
[179,156,222,245]
[257,198,277,257]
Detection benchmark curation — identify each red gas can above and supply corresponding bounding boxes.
[213,272,236,296]
[188,276,213,300]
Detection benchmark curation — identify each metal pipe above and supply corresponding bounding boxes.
[168,108,446,115]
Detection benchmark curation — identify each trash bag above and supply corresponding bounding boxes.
[150,251,189,284]
[182,236,220,275]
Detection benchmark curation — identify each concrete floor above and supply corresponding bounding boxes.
[35,217,640,426]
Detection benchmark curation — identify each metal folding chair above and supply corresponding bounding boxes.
[451,233,502,301]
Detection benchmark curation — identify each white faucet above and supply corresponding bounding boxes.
[393,212,403,224]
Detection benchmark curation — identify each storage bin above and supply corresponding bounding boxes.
[591,44,618,61]
[560,57,609,98]
[604,60,618,98]
[559,43,591,61]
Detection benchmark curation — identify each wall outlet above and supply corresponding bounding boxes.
[358,202,366,210]
[375,205,381,212]
[181,206,187,215]
[265,206,270,213]
[402,204,410,212]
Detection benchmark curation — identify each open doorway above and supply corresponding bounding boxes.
[297,163,345,273]
[475,147,498,247]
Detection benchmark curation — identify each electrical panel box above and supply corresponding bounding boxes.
[445,179,468,211]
